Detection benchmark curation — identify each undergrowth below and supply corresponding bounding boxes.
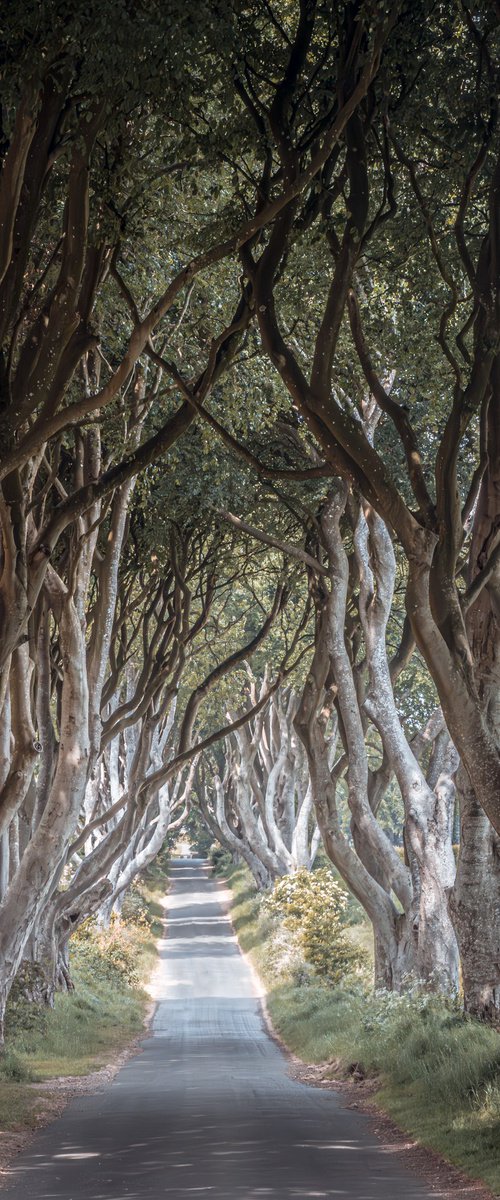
[224,859,500,1196]
[0,852,168,1132]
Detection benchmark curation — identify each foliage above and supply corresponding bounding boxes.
[209,845,235,875]
[72,914,149,988]
[0,1050,33,1084]
[183,811,214,858]
[311,851,372,926]
[225,861,373,984]
[263,868,367,985]
[0,0,499,1117]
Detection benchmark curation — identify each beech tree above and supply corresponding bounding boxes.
[0,0,394,854]
[224,2,500,841]
[3,0,500,1031]
[193,0,500,1015]
[294,481,458,993]
[0,454,306,1031]
[223,443,459,993]
[199,678,320,888]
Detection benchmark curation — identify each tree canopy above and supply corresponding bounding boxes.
[1,0,500,1033]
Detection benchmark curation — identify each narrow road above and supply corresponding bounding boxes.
[4,859,437,1199]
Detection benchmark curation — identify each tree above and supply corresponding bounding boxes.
[232,1,500,849]
[208,434,459,993]
[199,677,320,888]
[3,0,500,1029]
[191,0,500,1015]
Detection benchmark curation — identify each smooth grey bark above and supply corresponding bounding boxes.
[296,632,415,992]
[99,761,196,923]
[355,501,458,993]
[450,772,500,1020]
[200,681,320,890]
[0,645,38,842]
[461,808,500,1021]
[296,481,458,994]
[212,774,273,890]
[0,582,90,1039]
[448,386,500,1020]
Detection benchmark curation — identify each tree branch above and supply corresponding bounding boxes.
[217,508,327,574]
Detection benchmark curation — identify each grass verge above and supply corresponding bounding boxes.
[0,854,169,1133]
[223,860,500,1196]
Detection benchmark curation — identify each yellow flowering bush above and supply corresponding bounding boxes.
[263,868,367,985]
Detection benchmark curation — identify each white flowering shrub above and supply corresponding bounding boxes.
[264,924,313,986]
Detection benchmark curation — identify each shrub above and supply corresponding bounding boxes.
[263,868,367,985]
[120,886,150,926]
[72,915,147,988]
[264,923,314,986]
[0,1051,33,1083]
[210,845,235,875]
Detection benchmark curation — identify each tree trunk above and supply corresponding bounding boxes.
[295,655,417,992]
[449,381,500,1018]
[450,773,500,1021]
[0,590,90,1041]
[356,503,459,994]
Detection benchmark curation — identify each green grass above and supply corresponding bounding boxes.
[344,918,374,961]
[224,861,500,1196]
[0,854,169,1132]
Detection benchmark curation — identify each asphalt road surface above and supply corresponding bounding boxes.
[3,858,437,1200]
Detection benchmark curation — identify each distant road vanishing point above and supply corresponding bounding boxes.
[3,858,436,1200]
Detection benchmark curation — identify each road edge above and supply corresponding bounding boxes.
[215,865,497,1200]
